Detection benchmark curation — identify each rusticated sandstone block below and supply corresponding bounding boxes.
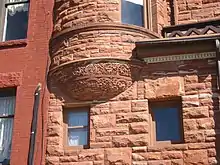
[48,112,63,126]
[59,156,78,162]
[47,126,63,137]
[47,145,64,157]
[116,112,148,123]
[90,102,110,115]
[144,77,184,99]
[96,126,129,136]
[112,134,148,147]
[59,162,93,165]
[183,150,208,165]
[131,100,148,112]
[78,149,104,161]
[148,160,171,165]
[161,151,183,160]
[46,156,59,165]
[110,101,131,113]
[183,119,198,131]
[105,148,132,165]
[129,122,148,134]
[184,131,205,143]
[182,95,199,107]
[91,114,116,128]
[90,142,112,148]
[183,106,209,119]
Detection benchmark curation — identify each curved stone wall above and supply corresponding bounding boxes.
[53,0,121,33]
[49,0,159,100]
[50,23,159,69]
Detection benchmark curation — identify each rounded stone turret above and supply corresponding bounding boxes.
[48,0,159,101]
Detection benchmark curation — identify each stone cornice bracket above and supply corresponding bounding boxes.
[215,39,220,90]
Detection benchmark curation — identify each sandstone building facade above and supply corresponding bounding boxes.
[46,0,220,165]
[0,0,220,165]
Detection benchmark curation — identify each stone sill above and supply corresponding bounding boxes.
[0,39,27,50]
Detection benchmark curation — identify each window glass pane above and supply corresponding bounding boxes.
[68,128,88,146]
[0,118,13,162]
[6,0,28,3]
[152,107,181,142]
[0,96,15,116]
[121,0,144,27]
[67,110,88,127]
[5,3,29,41]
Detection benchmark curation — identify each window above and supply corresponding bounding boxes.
[149,100,183,145]
[0,88,16,163]
[0,0,29,41]
[121,0,152,29]
[63,107,89,148]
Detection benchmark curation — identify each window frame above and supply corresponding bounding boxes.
[0,0,30,42]
[149,98,184,146]
[63,106,90,149]
[0,87,16,163]
[120,0,153,30]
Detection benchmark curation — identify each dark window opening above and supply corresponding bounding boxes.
[0,0,29,41]
[0,88,16,164]
[121,0,144,27]
[63,107,89,148]
[150,100,183,143]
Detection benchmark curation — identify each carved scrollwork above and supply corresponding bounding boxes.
[48,59,143,101]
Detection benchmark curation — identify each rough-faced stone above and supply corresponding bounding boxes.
[116,112,148,123]
[145,76,184,99]
[183,150,208,165]
[91,114,116,128]
[105,148,132,165]
[112,134,148,147]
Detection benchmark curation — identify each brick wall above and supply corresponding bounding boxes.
[46,57,220,165]
[0,0,53,164]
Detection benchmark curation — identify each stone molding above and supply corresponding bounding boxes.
[48,58,144,101]
[143,52,216,63]
[0,72,22,88]
[51,22,160,42]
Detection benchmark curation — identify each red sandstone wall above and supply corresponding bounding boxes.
[46,57,219,165]
[53,0,121,34]
[0,0,53,164]
[152,0,169,33]
[176,0,220,24]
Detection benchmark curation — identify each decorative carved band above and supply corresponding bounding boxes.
[143,52,216,64]
[48,58,143,101]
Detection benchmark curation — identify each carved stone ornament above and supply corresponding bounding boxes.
[48,58,143,101]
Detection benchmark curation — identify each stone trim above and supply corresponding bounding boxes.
[51,22,160,42]
[143,52,216,64]
[0,72,22,88]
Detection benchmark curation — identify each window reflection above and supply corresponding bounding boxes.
[121,0,144,27]
[5,3,29,41]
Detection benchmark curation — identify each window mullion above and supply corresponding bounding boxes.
[68,125,87,129]
[5,0,29,6]
[0,115,14,119]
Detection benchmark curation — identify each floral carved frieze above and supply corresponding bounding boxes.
[48,58,143,101]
